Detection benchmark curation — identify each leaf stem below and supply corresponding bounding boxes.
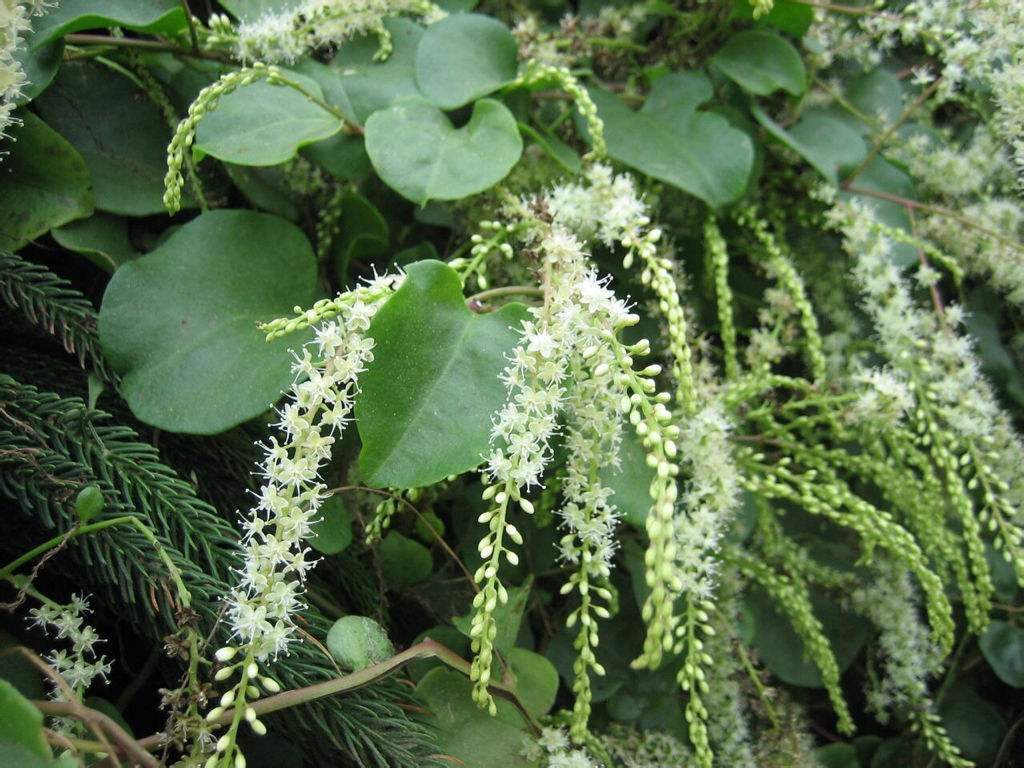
[133,638,542,751]
[64,33,228,61]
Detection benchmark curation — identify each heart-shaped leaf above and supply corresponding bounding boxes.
[52,212,139,272]
[326,616,394,670]
[30,0,186,49]
[732,0,814,36]
[588,72,754,208]
[506,648,559,717]
[0,680,49,760]
[711,29,806,96]
[327,18,425,124]
[379,532,433,589]
[99,209,317,434]
[753,105,867,184]
[310,496,353,555]
[0,111,93,251]
[979,620,1024,687]
[196,78,343,166]
[365,97,522,205]
[415,13,518,110]
[35,60,179,216]
[356,260,527,487]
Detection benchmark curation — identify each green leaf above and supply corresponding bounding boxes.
[711,30,806,96]
[356,260,527,488]
[0,679,49,759]
[34,60,178,216]
[98,209,317,434]
[588,73,754,208]
[414,511,445,543]
[378,531,433,589]
[753,105,867,184]
[518,122,581,174]
[507,648,558,717]
[301,132,371,182]
[746,586,869,687]
[732,0,814,36]
[599,430,656,529]
[452,579,530,654]
[365,98,522,205]
[74,484,104,523]
[30,0,186,48]
[310,496,353,555]
[840,158,917,267]
[52,212,139,272]
[326,615,395,670]
[328,18,425,124]
[415,667,531,768]
[331,191,389,279]
[979,620,1024,687]
[195,79,343,166]
[12,27,63,104]
[0,111,92,251]
[939,685,1006,765]
[815,743,861,768]
[225,164,302,222]
[415,13,518,110]
[846,68,904,128]
[407,626,470,682]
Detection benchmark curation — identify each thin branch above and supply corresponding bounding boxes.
[34,700,160,768]
[842,77,943,186]
[843,184,1022,250]
[179,0,200,53]
[790,0,902,21]
[467,285,545,306]
[136,638,542,751]
[330,485,477,590]
[64,33,227,61]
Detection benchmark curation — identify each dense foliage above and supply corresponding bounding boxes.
[1,1,1023,767]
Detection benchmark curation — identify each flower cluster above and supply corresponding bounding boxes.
[1,0,48,143]
[523,727,597,768]
[29,594,112,708]
[211,0,445,63]
[470,222,637,714]
[852,562,970,767]
[210,275,400,768]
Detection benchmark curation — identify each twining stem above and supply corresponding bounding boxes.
[844,184,1021,250]
[131,638,541,751]
[842,77,944,186]
[467,285,546,305]
[64,33,227,61]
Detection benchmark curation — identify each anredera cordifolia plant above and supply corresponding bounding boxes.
[1,1,1024,768]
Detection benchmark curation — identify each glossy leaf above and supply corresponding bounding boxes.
[939,685,1006,765]
[356,260,527,488]
[310,496,353,555]
[415,668,531,768]
[30,0,186,48]
[0,679,49,759]
[196,79,342,166]
[732,0,814,36]
[452,579,530,654]
[74,485,105,523]
[99,210,317,434]
[599,430,656,528]
[378,531,433,589]
[0,111,93,251]
[979,620,1024,687]
[52,212,139,272]
[753,105,867,184]
[326,616,394,670]
[846,68,904,128]
[328,19,425,124]
[588,72,754,208]
[746,586,869,687]
[415,13,518,109]
[365,98,522,204]
[34,61,177,216]
[507,648,559,717]
[331,191,389,279]
[711,30,807,96]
